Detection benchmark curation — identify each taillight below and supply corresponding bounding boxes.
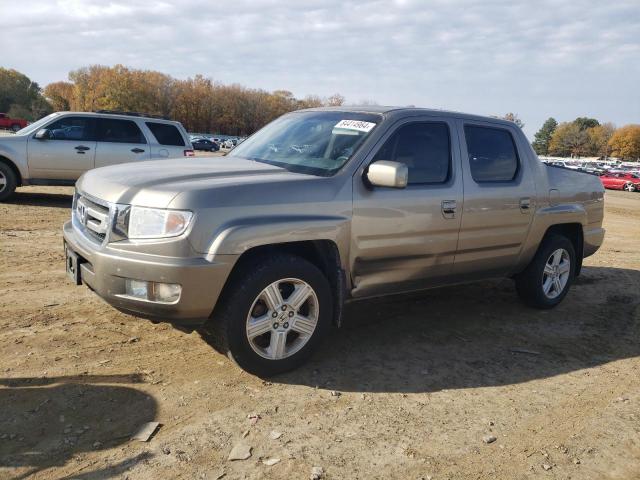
[184,149,195,157]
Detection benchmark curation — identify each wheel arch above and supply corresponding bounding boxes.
[540,223,584,276]
[0,155,22,187]
[215,240,346,327]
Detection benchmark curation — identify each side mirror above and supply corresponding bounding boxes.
[35,128,52,140]
[366,160,408,188]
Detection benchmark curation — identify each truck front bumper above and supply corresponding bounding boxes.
[62,221,237,326]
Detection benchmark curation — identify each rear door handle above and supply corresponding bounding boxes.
[442,200,457,219]
[131,148,145,153]
[75,145,90,151]
[520,197,531,212]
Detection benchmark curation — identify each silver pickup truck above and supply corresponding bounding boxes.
[62,107,605,375]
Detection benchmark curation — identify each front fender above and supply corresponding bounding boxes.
[202,215,351,265]
[0,140,28,181]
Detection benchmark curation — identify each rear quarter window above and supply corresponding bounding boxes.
[146,122,186,146]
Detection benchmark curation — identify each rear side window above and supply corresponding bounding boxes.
[464,125,519,182]
[97,119,146,144]
[372,122,451,184]
[146,122,185,146]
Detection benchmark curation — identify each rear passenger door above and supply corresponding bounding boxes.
[350,118,463,297]
[94,118,150,168]
[453,121,536,279]
[144,122,188,158]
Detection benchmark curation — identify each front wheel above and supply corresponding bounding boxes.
[209,254,332,376]
[11,124,20,132]
[0,162,18,202]
[623,182,636,192]
[515,234,576,309]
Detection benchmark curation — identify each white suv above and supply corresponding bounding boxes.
[0,111,194,201]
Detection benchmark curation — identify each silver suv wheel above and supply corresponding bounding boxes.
[542,248,571,299]
[0,171,6,193]
[245,277,319,360]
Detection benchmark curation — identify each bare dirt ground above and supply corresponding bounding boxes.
[1,187,639,480]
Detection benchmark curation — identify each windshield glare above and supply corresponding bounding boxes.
[15,113,59,135]
[229,111,381,176]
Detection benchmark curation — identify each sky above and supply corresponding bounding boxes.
[1,0,638,138]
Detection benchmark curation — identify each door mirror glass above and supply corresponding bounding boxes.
[366,160,408,188]
[35,128,52,140]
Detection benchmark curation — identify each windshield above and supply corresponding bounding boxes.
[15,113,60,135]
[229,111,381,176]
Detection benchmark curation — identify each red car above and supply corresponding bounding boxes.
[600,172,640,192]
[0,113,28,132]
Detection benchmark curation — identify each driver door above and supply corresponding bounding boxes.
[350,118,463,298]
[27,116,96,180]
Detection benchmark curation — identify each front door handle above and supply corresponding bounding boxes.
[131,148,145,154]
[520,197,531,213]
[75,145,90,151]
[442,200,457,219]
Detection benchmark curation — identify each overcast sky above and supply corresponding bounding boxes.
[1,0,638,137]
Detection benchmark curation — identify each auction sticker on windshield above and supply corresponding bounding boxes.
[333,119,376,133]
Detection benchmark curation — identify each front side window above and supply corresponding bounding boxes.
[146,122,185,146]
[229,111,381,176]
[47,116,94,141]
[97,119,146,144]
[372,122,451,184]
[465,125,519,182]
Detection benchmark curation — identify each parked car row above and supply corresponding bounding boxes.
[542,159,640,193]
[189,135,246,150]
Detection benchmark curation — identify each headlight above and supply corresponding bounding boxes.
[127,206,193,239]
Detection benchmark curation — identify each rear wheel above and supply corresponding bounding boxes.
[515,234,575,309]
[11,124,20,132]
[209,254,332,376]
[0,162,18,201]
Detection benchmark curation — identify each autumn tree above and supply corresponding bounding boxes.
[587,123,615,158]
[532,117,557,155]
[0,67,52,120]
[44,81,75,111]
[608,125,640,160]
[502,112,524,129]
[326,93,345,106]
[548,122,589,157]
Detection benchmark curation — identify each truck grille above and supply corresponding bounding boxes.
[73,193,112,244]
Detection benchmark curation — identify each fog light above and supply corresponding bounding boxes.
[124,279,181,303]
[151,282,181,303]
[126,279,148,299]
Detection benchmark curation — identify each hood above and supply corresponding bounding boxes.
[76,156,298,207]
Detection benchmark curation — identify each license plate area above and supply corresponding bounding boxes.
[65,243,82,285]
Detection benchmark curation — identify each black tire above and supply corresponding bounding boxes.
[209,254,332,376]
[515,233,576,309]
[623,182,635,192]
[11,124,20,132]
[0,162,18,202]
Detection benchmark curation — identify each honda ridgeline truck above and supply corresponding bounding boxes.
[62,107,605,376]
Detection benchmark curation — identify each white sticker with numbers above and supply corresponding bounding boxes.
[333,119,376,133]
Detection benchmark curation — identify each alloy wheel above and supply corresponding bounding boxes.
[542,248,571,299]
[245,278,319,360]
